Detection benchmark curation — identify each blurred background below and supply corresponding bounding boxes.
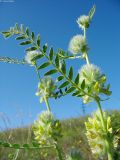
[0,0,120,129]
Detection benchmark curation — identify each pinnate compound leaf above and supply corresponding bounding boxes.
[101,88,112,96]
[57,75,64,82]
[32,142,40,148]
[45,69,58,76]
[26,47,37,52]
[31,32,35,40]
[37,34,40,47]
[81,79,85,89]
[26,28,30,36]
[74,74,80,84]
[20,40,31,45]
[72,91,81,96]
[55,54,59,67]
[2,31,11,38]
[59,81,69,89]
[23,144,30,149]
[43,44,47,53]
[16,35,26,40]
[31,54,44,61]
[14,23,20,31]
[21,24,24,33]
[3,143,11,148]
[49,48,54,60]
[68,66,73,80]
[12,144,20,149]
[38,62,50,70]
[61,62,66,74]
[66,87,75,93]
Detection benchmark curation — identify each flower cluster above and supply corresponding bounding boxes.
[36,76,57,103]
[77,15,90,30]
[85,110,113,158]
[33,111,62,145]
[79,64,106,103]
[25,50,41,65]
[69,35,88,55]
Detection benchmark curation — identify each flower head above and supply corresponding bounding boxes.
[36,76,57,103]
[33,111,62,145]
[79,64,101,86]
[25,50,41,65]
[79,64,106,103]
[77,15,90,30]
[85,110,112,158]
[69,35,88,55]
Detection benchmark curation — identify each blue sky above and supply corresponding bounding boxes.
[0,0,120,129]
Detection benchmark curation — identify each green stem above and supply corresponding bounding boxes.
[0,144,54,150]
[54,143,63,160]
[105,140,113,160]
[95,100,106,130]
[85,53,90,65]
[34,61,51,112]
[83,27,90,65]
[34,62,40,81]
[44,96,51,112]
[95,99,113,160]
[83,27,86,40]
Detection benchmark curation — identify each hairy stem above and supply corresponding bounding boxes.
[95,99,113,160]
[83,27,90,65]
[85,53,90,65]
[84,27,86,40]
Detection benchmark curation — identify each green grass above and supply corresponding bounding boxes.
[0,110,120,160]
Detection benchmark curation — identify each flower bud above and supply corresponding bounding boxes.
[82,95,92,104]
[85,110,112,158]
[79,64,101,86]
[79,64,106,103]
[77,15,90,30]
[33,111,62,145]
[69,35,88,55]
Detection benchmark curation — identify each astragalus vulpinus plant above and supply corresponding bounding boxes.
[0,5,119,160]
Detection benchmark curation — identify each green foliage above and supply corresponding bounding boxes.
[44,69,58,76]
[0,111,119,160]
[0,140,53,150]
[0,5,118,160]
[0,21,111,101]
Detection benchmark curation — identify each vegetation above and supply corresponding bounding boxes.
[0,110,120,160]
[0,5,120,160]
